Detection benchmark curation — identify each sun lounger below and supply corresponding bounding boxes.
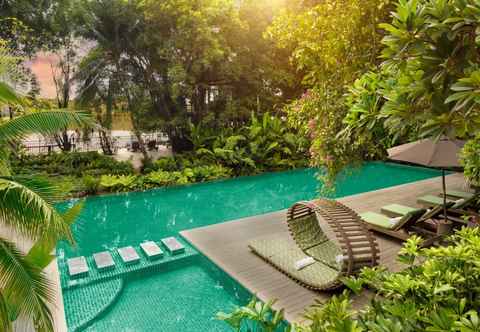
[117,246,140,264]
[249,199,379,290]
[443,190,474,199]
[380,203,424,217]
[161,237,185,254]
[417,195,453,207]
[67,256,89,277]
[93,251,115,270]
[362,204,452,245]
[140,241,163,259]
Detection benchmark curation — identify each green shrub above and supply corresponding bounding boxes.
[152,157,178,172]
[217,298,288,332]
[192,165,232,181]
[12,151,134,177]
[223,228,480,331]
[460,135,480,186]
[82,175,100,194]
[100,174,138,192]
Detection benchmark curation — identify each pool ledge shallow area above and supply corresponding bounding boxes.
[180,173,467,323]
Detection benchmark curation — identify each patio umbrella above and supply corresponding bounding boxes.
[387,137,465,222]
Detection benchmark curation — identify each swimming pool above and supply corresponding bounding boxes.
[57,162,441,331]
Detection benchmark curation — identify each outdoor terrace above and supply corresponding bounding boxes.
[181,173,468,323]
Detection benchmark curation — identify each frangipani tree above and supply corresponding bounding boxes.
[0,43,93,331]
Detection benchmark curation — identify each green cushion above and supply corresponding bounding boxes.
[417,195,451,206]
[249,238,340,290]
[446,190,474,199]
[360,211,406,230]
[305,241,343,271]
[381,204,423,217]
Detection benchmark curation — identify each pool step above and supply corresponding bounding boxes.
[59,238,197,289]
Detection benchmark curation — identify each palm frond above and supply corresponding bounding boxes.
[11,176,66,204]
[0,291,12,332]
[26,201,83,270]
[0,82,21,106]
[0,110,95,144]
[0,177,73,243]
[0,237,54,332]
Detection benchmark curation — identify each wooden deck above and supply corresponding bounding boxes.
[180,173,468,323]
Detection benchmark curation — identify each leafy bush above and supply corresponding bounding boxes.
[217,298,288,332]
[190,113,309,176]
[460,135,480,186]
[12,151,134,177]
[100,174,138,192]
[223,228,480,331]
[82,175,100,194]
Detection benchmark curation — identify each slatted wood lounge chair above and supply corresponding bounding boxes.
[249,199,379,291]
[418,195,454,207]
[443,190,475,199]
[381,204,425,218]
[361,205,451,245]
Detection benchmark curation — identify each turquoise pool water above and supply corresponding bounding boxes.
[58,162,441,331]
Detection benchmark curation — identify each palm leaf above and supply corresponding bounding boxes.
[0,291,11,332]
[0,110,94,144]
[0,82,21,106]
[26,201,83,270]
[11,176,67,205]
[0,177,73,243]
[0,237,54,332]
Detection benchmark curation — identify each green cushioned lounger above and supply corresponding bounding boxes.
[445,190,474,199]
[381,204,424,217]
[417,195,452,207]
[359,211,408,230]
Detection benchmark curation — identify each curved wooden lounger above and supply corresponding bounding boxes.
[249,199,380,291]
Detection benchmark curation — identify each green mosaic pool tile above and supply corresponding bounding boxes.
[63,278,123,332]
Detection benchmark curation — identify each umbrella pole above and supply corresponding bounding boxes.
[442,169,447,223]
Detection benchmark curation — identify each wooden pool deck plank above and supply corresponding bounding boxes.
[181,173,468,323]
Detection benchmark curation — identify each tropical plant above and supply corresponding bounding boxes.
[99,174,138,192]
[460,134,480,186]
[0,44,93,330]
[223,227,480,332]
[217,298,289,332]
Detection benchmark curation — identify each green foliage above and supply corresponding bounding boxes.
[82,175,100,195]
[271,0,393,189]
[99,174,138,192]
[12,151,134,177]
[191,113,309,176]
[0,55,90,330]
[224,228,480,332]
[460,135,480,186]
[217,298,289,332]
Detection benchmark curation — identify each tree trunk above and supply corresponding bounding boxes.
[99,129,114,155]
[54,130,72,152]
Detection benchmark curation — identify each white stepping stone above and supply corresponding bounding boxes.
[117,246,140,264]
[161,237,185,254]
[140,241,163,259]
[93,251,115,270]
[67,256,89,277]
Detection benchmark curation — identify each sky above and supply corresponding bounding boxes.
[25,52,59,99]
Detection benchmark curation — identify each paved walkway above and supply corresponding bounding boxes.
[181,173,468,323]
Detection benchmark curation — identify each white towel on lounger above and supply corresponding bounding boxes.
[294,256,315,270]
